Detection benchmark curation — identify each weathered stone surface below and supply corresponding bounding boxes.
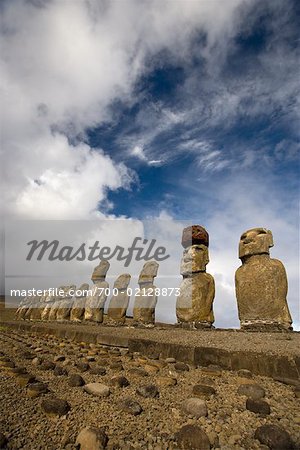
[16,373,36,387]
[136,384,159,398]
[41,398,71,417]
[70,283,89,322]
[138,261,159,285]
[111,376,130,388]
[120,398,143,415]
[182,397,208,418]
[53,365,68,376]
[175,362,189,372]
[156,376,177,387]
[84,281,109,323]
[246,398,271,415]
[175,424,210,450]
[180,244,209,274]
[254,424,294,449]
[91,260,110,283]
[237,383,265,400]
[27,382,49,398]
[181,225,209,248]
[69,374,85,387]
[76,426,108,450]
[56,285,76,321]
[84,383,110,397]
[107,274,131,324]
[90,366,106,376]
[176,273,215,324]
[192,384,216,398]
[235,228,292,331]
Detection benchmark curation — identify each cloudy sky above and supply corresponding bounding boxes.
[1,0,299,328]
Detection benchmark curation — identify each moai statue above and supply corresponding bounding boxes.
[133,261,159,326]
[41,291,56,321]
[24,295,42,320]
[107,274,131,325]
[56,285,76,321]
[70,283,89,322]
[16,297,31,320]
[48,286,66,321]
[30,294,46,320]
[235,228,293,331]
[176,225,215,328]
[84,260,110,323]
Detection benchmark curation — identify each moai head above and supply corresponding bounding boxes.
[91,260,110,283]
[138,261,159,285]
[114,273,131,290]
[239,228,274,260]
[181,225,209,248]
[181,244,209,275]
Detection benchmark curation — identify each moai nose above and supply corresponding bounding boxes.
[243,238,252,244]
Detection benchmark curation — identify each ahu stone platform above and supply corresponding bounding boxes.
[1,319,299,383]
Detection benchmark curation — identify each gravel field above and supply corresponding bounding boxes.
[0,327,299,450]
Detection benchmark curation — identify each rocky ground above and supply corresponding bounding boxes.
[0,326,299,450]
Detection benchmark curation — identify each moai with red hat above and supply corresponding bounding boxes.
[176,225,215,328]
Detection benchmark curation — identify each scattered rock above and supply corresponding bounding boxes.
[246,398,271,415]
[175,424,210,450]
[128,367,149,377]
[182,398,208,418]
[32,357,42,366]
[136,384,159,398]
[110,376,130,388]
[165,357,176,364]
[27,382,49,398]
[41,398,71,417]
[192,384,216,398]
[294,386,300,398]
[237,369,253,378]
[84,383,110,397]
[120,398,143,416]
[53,365,68,376]
[54,355,65,362]
[144,364,159,374]
[156,376,177,387]
[16,373,36,387]
[76,426,108,450]
[69,374,85,387]
[89,367,106,376]
[174,362,189,372]
[76,362,90,372]
[254,424,294,449]
[237,383,265,399]
[40,361,55,371]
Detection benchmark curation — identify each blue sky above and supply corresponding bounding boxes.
[1,0,299,327]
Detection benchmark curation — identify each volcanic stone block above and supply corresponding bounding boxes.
[235,228,292,331]
[181,225,209,248]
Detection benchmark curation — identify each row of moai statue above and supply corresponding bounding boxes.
[15,260,160,327]
[15,225,293,331]
[176,225,292,331]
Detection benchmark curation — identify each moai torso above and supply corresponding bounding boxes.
[107,274,131,324]
[133,261,159,326]
[84,260,110,323]
[70,283,89,322]
[176,225,215,328]
[56,285,76,321]
[235,228,292,331]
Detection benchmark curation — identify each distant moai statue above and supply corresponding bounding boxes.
[70,283,89,322]
[133,261,159,326]
[16,296,31,320]
[107,274,131,325]
[56,285,76,321]
[176,225,215,328]
[41,291,56,321]
[24,295,42,320]
[235,228,292,331]
[48,286,66,321]
[84,260,110,323]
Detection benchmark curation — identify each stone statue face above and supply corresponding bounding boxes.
[91,260,110,282]
[138,261,159,284]
[181,244,209,274]
[239,228,273,259]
